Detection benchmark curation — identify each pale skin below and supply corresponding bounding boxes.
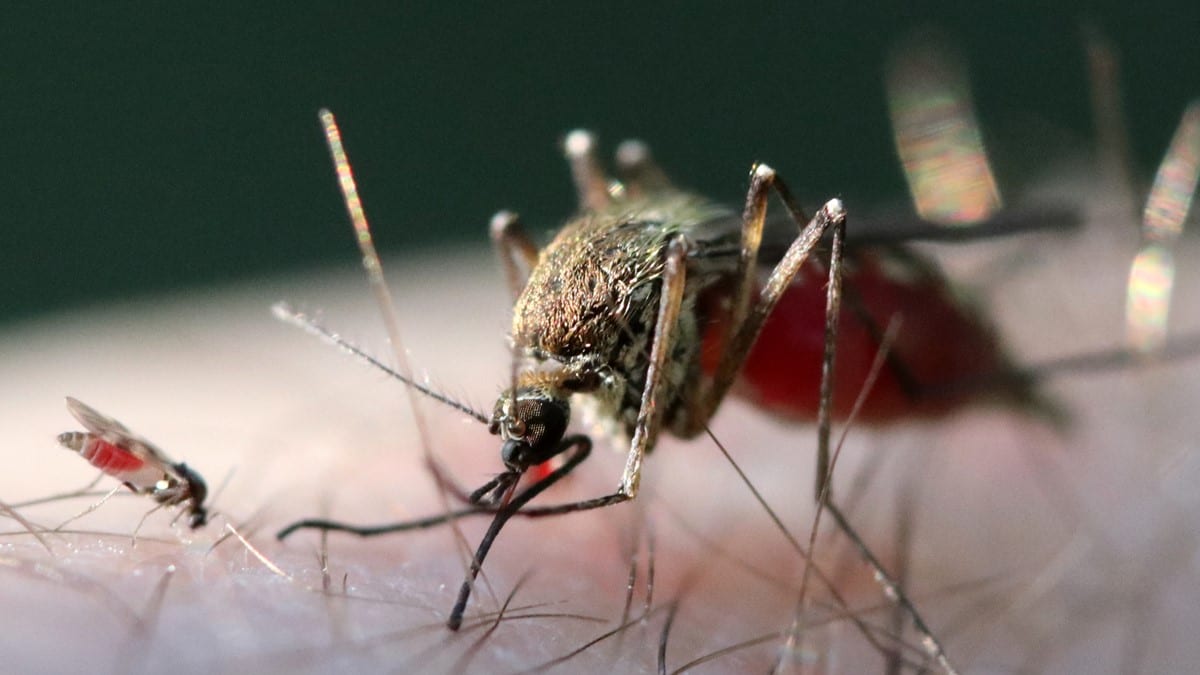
[2,180,1200,673]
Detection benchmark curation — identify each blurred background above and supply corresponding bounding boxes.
[2,3,1198,324]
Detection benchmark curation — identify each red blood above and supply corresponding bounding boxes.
[86,438,146,475]
[708,253,1005,424]
[527,458,558,484]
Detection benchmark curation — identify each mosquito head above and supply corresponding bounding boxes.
[488,387,570,472]
[172,462,209,529]
[188,504,209,529]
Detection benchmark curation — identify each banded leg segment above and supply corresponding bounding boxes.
[681,163,847,431]
[563,129,611,212]
[489,210,538,303]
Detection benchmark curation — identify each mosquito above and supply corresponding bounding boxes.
[268,100,1094,675]
[57,396,209,529]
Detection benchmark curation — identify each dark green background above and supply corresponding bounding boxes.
[3,4,1197,324]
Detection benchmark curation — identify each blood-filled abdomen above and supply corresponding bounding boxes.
[715,251,1011,424]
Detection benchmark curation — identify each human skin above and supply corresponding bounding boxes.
[2,187,1199,673]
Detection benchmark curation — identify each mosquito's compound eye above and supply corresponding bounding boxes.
[499,394,570,470]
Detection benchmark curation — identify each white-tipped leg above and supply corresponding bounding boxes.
[489,210,538,303]
[563,129,612,212]
[615,139,672,197]
[619,237,690,498]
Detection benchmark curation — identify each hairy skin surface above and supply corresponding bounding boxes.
[2,192,1199,674]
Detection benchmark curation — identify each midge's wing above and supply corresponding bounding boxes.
[63,397,176,470]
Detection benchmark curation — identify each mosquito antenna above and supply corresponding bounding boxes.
[1126,100,1199,354]
[272,302,489,424]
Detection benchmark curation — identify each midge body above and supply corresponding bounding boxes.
[279,112,1012,644]
[57,396,209,528]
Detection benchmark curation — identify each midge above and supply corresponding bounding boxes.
[277,109,1020,653]
[57,396,209,528]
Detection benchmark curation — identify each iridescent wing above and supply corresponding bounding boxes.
[63,396,178,473]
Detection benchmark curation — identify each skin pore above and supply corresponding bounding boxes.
[2,185,1199,673]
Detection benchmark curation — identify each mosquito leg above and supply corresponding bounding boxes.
[563,129,612,212]
[885,474,919,675]
[618,236,690,498]
[277,435,595,541]
[733,182,957,671]
[1083,24,1137,211]
[773,191,847,674]
[690,166,846,429]
[276,507,489,540]
[810,212,959,672]
[614,139,673,198]
[807,212,847,502]
[489,210,538,303]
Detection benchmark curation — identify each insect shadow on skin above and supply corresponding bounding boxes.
[267,97,1114,671]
